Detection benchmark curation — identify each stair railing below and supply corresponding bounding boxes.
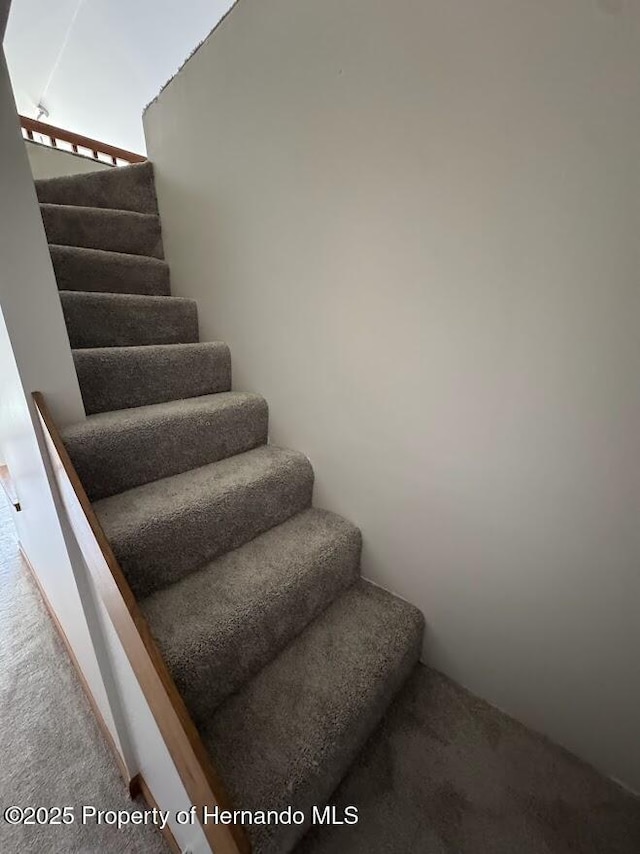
[20,115,146,166]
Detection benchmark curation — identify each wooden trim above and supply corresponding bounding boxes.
[19,542,133,789]
[138,775,182,854]
[0,464,21,511]
[19,116,146,165]
[33,392,249,854]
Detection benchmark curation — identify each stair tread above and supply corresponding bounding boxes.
[41,201,158,218]
[60,290,198,348]
[60,289,193,304]
[49,244,170,296]
[95,444,310,531]
[50,243,168,268]
[41,202,163,258]
[142,507,362,721]
[35,161,158,214]
[63,392,268,500]
[95,445,314,597]
[67,390,262,434]
[203,579,424,854]
[73,342,231,414]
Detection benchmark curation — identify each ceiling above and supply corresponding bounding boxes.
[4,0,235,153]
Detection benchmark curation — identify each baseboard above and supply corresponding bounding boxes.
[19,542,135,794]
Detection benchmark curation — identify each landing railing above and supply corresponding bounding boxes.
[20,115,146,166]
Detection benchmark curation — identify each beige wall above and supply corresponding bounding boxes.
[25,140,111,179]
[145,0,640,791]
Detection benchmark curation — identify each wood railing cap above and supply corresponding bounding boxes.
[20,115,146,165]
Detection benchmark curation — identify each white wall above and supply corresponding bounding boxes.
[4,0,235,153]
[1,49,212,850]
[94,603,211,854]
[26,139,111,179]
[0,45,121,754]
[145,0,640,792]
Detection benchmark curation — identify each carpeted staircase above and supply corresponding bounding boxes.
[36,161,424,854]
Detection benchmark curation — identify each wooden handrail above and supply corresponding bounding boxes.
[33,391,250,854]
[20,115,145,166]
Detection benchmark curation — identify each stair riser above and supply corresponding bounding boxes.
[35,161,159,214]
[41,204,163,258]
[65,398,269,501]
[50,245,171,296]
[97,458,315,598]
[163,529,362,726]
[61,292,198,348]
[73,344,231,414]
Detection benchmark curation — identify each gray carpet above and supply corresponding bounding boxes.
[60,290,198,349]
[63,391,269,500]
[72,342,231,415]
[142,507,362,724]
[205,581,424,854]
[95,444,316,598]
[36,161,159,214]
[0,498,167,854]
[297,665,640,854]
[49,245,171,295]
[37,160,425,853]
[41,204,163,258]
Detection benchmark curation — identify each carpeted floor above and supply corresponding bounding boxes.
[1,491,639,853]
[297,667,640,854]
[0,496,167,854]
